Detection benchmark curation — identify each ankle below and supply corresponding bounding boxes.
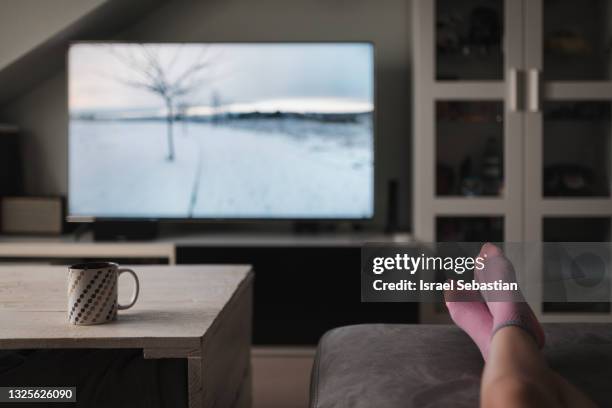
[486,298,544,345]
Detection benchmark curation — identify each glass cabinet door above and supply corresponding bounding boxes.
[543,0,612,81]
[524,0,612,321]
[524,0,612,204]
[436,0,505,80]
[543,101,612,197]
[436,101,504,197]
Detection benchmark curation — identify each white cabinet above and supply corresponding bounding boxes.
[413,0,612,322]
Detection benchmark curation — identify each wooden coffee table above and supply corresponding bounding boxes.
[0,265,253,408]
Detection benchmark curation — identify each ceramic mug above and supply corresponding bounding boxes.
[67,262,139,325]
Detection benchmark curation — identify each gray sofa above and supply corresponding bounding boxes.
[311,323,612,408]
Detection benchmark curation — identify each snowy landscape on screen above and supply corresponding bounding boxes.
[69,43,374,218]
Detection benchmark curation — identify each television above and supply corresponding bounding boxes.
[68,42,374,220]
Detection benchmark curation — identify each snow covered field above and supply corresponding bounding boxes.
[69,117,374,218]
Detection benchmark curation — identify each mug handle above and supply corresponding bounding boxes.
[117,268,140,310]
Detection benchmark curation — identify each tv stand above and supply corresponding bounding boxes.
[92,221,159,241]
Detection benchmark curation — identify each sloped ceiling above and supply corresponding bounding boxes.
[0,0,107,71]
[0,0,165,108]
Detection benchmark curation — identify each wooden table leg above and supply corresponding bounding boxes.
[200,276,253,408]
[143,275,253,408]
[188,351,203,408]
[143,347,203,407]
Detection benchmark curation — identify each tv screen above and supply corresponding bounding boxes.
[68,43,374,220]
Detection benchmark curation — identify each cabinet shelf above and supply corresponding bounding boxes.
[432,82,505,99]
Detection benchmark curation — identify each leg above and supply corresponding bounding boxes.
[482,326,560,408]
[481,326,597,408]
[447,243,597,408]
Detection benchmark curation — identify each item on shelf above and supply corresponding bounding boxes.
[436,14,463,54]
[0,196,64,234]
[543,164,596,196]
[436,164,455,195]
[0,125,23,196]
[544,101,611,121]
[436,5,500,56]
[459,157,482,196]
[480,136,503,195]
[545,30,592,55]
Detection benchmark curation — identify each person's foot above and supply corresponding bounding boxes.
[445,290,493,360]
[476,243,545,348]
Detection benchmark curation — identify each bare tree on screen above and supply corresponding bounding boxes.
[107,44,215,161]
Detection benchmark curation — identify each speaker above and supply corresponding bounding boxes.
[385,179,399,233]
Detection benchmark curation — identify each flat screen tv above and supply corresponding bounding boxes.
[68,42,374,220]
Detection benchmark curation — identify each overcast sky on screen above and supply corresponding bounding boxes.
[69,43,374,112]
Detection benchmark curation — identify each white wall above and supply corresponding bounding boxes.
[1,0,412,227]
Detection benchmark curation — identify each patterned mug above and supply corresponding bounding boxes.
[68,262,139,325]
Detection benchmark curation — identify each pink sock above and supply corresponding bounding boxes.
[445,290,493,360]
[476,243,545,348]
